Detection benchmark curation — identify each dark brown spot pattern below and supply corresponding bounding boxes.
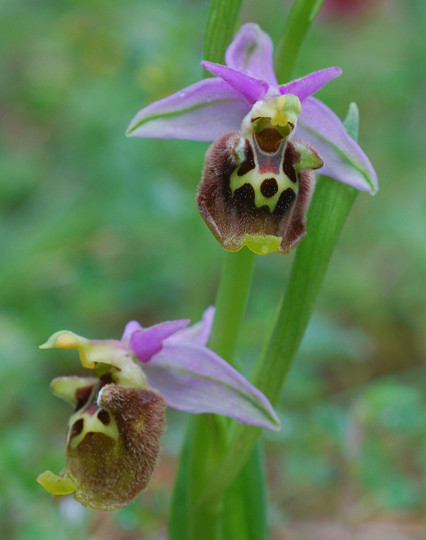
[75,385,93,411]
[71,418,84,439]
[97,409,110,425]
[283,143,300,183]
[274,188,296,215]
[233,183,257,212]
[260,178,279,198]
[237,140,256,176]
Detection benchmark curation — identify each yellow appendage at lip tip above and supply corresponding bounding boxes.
[243,234,282,255]
[37,470,77,496]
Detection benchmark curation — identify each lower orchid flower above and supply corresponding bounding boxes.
[127,23,377,255]
[37,307,280,511]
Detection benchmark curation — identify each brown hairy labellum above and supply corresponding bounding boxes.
[69,382,165,510]
[197,132,321,254]
[52,375,167,511]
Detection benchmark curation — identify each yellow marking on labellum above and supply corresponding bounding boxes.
[68,410,119,449]
[37,470,77,496]
[230,166,297,212]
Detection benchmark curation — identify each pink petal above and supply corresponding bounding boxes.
[167,306,215,347]
[130,320,190,363]
[127,78,250,141]
[225,23,278,86]
[144,343,280,431]
[279,67,342,101]
[121,321,143,345]
[201,61,271,104]
[296,97,378,193]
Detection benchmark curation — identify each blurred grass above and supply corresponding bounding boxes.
[0,0,425,538]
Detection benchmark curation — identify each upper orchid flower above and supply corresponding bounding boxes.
[37,307,280,510]
[127,23,377,255]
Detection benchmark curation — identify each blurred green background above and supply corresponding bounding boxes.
[1,0,425,538]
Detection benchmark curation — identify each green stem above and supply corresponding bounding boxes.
[275,0,325,82]
[185,246,256,540]
[190,249,255,537]
[188,248,255,538]
[204,0,243,63]
[222,442,267,540]
[209,249,256,363]
[187,415,228,539]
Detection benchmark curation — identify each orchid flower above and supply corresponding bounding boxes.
[37,307,280,510]
[127,23,377,255]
